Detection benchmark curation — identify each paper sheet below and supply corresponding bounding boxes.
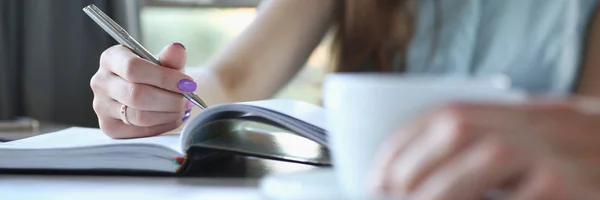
[0,127,182,153]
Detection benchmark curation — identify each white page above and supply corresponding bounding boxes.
[238,99,326,129]
[0,127,182,153]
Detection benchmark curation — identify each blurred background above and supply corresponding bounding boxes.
[0,0,331,128]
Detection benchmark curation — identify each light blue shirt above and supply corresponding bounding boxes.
[402,0,598,95]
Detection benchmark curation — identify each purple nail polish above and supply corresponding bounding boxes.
[178,79,197,92]
[182,111,191,122]
[172,42,186,50]
[186,101,194,110]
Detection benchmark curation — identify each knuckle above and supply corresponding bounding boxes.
[99,45,121,69]
[92,98,102,113]
[126,84,146,107]
[99,50,111,69]
[89,72,103,91]
[123,57,143,82]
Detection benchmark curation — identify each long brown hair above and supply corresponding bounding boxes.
[332,0,416,72]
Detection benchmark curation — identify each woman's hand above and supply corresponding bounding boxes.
[370,99,600,200]
[90,43,196,139]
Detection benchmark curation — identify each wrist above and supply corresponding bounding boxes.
[186,67,239,105]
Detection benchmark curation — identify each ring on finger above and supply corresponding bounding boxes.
[120,104,132,125]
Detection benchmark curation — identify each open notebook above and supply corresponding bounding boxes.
[0,99,330,174]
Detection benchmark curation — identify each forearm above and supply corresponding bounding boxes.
[195,0,337,103]
[186,67,236,106]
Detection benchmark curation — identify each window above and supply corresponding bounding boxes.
[139,0,331,105]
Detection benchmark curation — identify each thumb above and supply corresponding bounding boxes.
[158,42,188,71]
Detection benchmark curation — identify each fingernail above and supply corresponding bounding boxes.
[178,79,197,92]
[186,101,194,110]
[182,111,191,122]
[172,42,186,50]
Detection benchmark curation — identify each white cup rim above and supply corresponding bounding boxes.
[325,73,513,90]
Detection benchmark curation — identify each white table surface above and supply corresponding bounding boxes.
[0,175,262,200]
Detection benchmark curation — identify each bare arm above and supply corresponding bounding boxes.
[187,0,337,105]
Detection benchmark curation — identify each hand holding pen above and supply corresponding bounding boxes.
[84,4,205,138]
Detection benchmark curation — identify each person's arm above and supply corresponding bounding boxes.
[91,0,337,138]
[187,0,337,106]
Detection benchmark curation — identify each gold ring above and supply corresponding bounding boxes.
[120,104,131,125]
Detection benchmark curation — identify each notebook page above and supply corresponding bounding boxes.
[237,99,325,129]
[0,127,183,153]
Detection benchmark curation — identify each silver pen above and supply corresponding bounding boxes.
[82,4,208,109]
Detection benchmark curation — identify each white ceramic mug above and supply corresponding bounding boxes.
[323,73,526,198]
